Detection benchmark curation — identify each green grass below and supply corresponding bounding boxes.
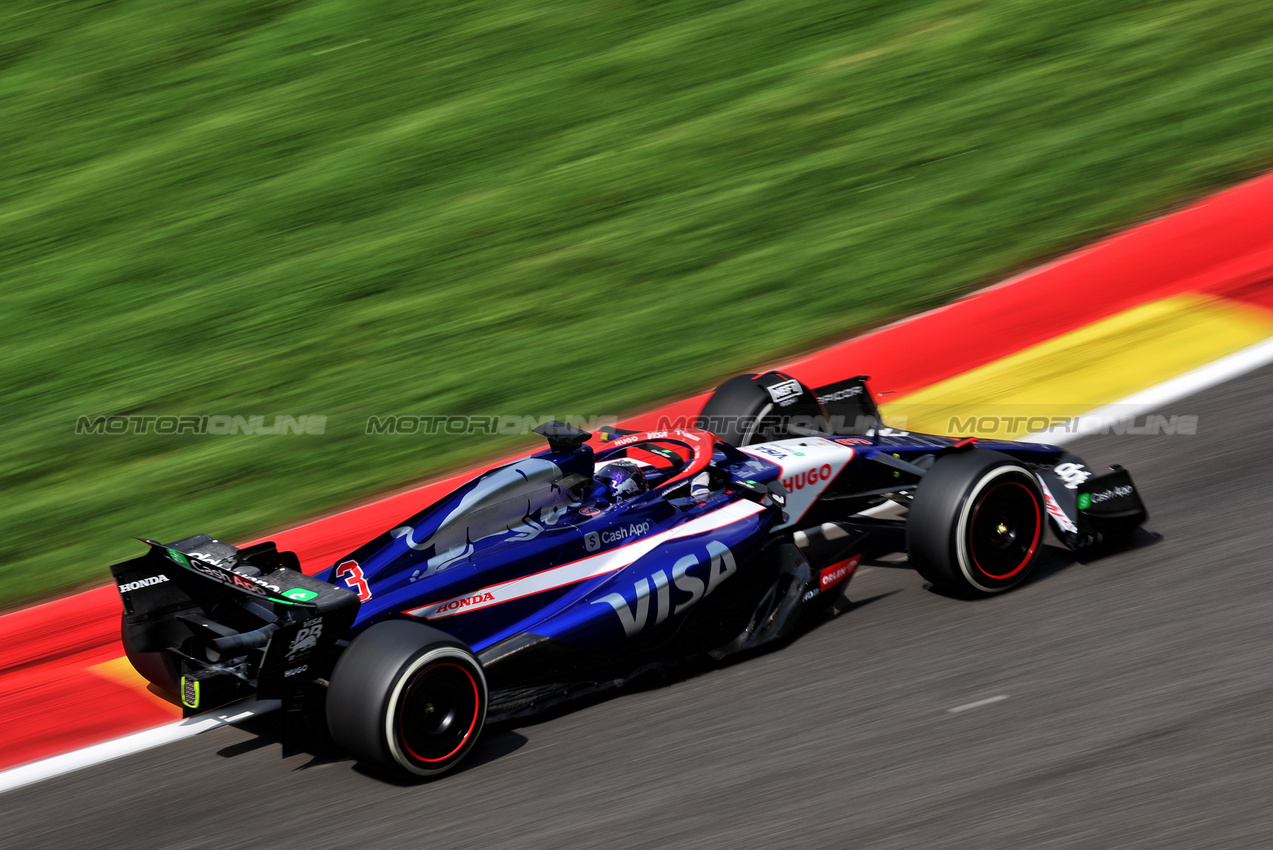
[4,0,1273,605]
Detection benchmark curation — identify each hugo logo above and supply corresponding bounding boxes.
[782,464,833,491]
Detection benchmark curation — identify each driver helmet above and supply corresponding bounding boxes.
[594,460,648,503]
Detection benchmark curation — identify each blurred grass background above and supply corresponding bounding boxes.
[4,0,1273,604]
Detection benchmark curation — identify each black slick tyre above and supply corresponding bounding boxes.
[120,613,180,695]
[327,620,487,779]
[699,373,770,446]
[907,449,1045,596]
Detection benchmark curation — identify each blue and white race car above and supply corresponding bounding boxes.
[112,371,1147,778]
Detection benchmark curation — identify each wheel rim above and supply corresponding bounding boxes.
[967,481,1041,581]
[397,661,481,764]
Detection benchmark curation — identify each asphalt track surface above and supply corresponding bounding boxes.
[4,364,1272,849]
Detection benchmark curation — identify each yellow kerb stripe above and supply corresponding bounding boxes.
[89,656,183,715]
[882,294,1273,440]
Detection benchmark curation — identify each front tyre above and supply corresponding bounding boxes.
[327,620,487,778]
[907,449,1044,596]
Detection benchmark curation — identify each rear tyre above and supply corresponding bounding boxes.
[327,620,487,778]
[120,614,180,695]
[907,450,1044,596]
[699,373,771,446]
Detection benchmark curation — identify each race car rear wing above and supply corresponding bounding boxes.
[112,535,358,715]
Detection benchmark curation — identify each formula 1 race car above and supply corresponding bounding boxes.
[111,371,1148,778]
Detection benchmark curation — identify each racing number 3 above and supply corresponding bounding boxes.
[336,560,372,602]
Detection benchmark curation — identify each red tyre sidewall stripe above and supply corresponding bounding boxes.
[397,661,481,764]
[969,481,1042,581]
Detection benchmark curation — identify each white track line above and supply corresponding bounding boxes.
[0,700,277,795]
[948,695,1009,714]
[5,332,1273,796]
